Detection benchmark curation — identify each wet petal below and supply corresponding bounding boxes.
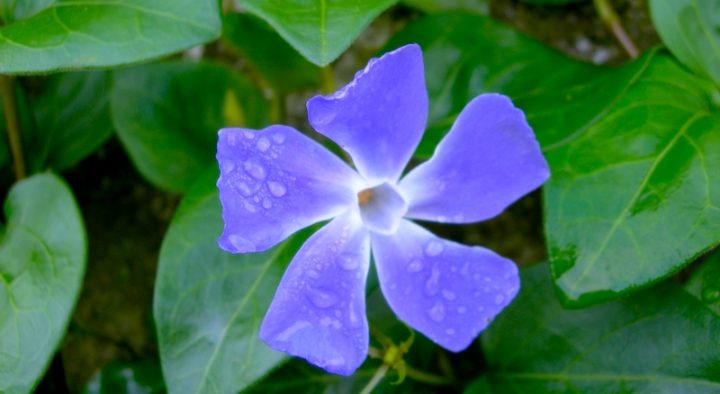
[217,126,362,253]
[260,213,371,375]
[307,44,428,182]
[371,220,519,351]
[399,94,550,224]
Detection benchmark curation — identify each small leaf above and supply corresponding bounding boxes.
[82,360,165,394]
[400,0,488,15]
[111,61,268,193]
[0,0,220,74]
[650,0,720,86]
[482,263,720,393]
[685,249,720,316]
[32,71,113,172]
[242,0,397,66]
[390,14,720,306]
[0,173,87,393]
[153,167,310,394]
[223,13,321,93]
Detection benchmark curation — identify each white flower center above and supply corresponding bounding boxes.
[356,182,407,235]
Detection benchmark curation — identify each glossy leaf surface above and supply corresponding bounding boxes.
[243,0,396,66]
[482,263,720,392]
[111,61,268,193]
[650,0,720,86]
[154,168,309,394]
[0,0,220,74]
[390,14,720,306]
[0,173,86,393]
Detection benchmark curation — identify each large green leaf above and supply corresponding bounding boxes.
[650,0,720,86]
[111,61,269,193]
[242,0,397,66]
[223,13,321,93]
[0,0,54,24]
[389,14,720,306]
[481,263,720,392]
[0,0,220,74]
[154,168,310,394]
[32,71,113,172]
[0,173,87,393]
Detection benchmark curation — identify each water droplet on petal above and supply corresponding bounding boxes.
[457,306,467,314]
[221,160,235,173]
[225,133,238,146]
[308,288,338,309]
[406,259,423,273]
[227,234,256,252]
[425,266,440,296]
[446,328,455,335]
[243,200,256,212]
[425,240,444,257]
[268,181,287,197]
[495,294,505,305]
[428,301,445,322]
[243,160,267,180]
[442,290,456,301]
[256,136,271,152]
[337,253,359,270]
[238,181,260,197]
[243,130,255,139]
[272,133,285,144]
[319,317,342,329]
[262,198,272,209]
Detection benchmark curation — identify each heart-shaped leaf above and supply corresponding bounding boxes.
[0,0,220,74]
[389,14,720,306]
[242,0,397,66]
[153,168,309,394]
[111,61,268,193]
[0,173,86,393]
[481,263,720,392]
[650,0,720,86]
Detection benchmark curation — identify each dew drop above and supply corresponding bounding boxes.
[243,200,256,212]
[337,253,359,270]
[220,160,235,173]
[243,161,267,180]
[243,130,255,139]
[442,290,456,301]
[457,306,467,314]
[227,234,256,252]
[428,301,445,322]
[256,136,271,152]
[319,317,342,329]
[226,133,238,146]
[272,133,286,144]
[453,214,464,222]
[406,259,423,273]
[494,294,505,305]
[308,288,339,309]
[262,198,273,209]
[425,240,444,257]
[238,181,260,197]
[268,181,287,197]
[446,328,455,335]
[425,267,441,296]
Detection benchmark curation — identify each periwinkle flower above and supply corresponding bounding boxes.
[216,44,549,375]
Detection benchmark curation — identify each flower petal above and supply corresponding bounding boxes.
[399,94,550,224]
[217,126,362,253]
[371,220,519,351]
[306,44,428,182]
[260,213,371,375]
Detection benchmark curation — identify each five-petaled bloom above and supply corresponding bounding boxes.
[216,44,549,375]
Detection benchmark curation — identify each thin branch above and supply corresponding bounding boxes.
[593,0,639,59]
[0,75,26,180]
[359,364,389,394]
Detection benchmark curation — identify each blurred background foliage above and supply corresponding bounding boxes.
[0,0,718,393]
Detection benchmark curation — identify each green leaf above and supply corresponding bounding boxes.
[685,249,720,316]
[650,0,720,86]
[82,360,165,394]
[242,0,397,66]
[0,0,220,74]
[153,167,310,394]
[482,263,720,393]
[31,71,113,172]
[518,0,587,5]
[111,61,269,193]
[389,14,720,306]
[400,0,488,14]
[0,0,54,24]
[223,13,321,93]
[0,173,87,393]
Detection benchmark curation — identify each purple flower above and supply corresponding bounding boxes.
[216,44,549,375]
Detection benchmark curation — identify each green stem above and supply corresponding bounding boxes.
[0,75,26,180]
[405,364,454,386]
[270,92,286,124]
[359,364,389,394]
[321,64,335,94]
[593,0,639,59]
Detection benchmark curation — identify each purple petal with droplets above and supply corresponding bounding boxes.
[306,44,428,182]
[217,126,362,253]
[260,213,371,375]
[399,94,550,224]
[371,220,520,351]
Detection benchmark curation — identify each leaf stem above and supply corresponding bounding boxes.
[0,75,26,180]
[405,363,454,386]
[320,64,335,94]
[359,364,389,394]
[593,0,639,59]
